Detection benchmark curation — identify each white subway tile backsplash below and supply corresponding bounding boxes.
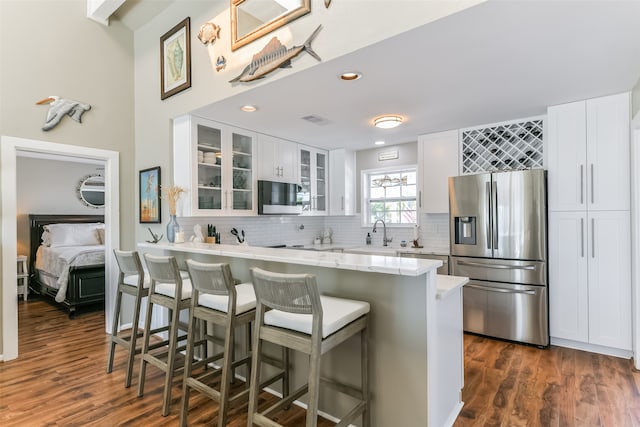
[170,213,450,254]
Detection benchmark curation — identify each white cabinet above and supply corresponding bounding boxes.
[257,134,299,183]
[173,115,256,216]
[548,212,588,342]
[417,130,459,214]
[547,92,632,353]
[329,148,356,216]
[299,145,327,215]
[547,92,630,212]
[549,211,631,350]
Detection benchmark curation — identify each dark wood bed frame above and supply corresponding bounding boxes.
[29,214,106,316]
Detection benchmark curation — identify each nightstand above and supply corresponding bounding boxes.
[17,255,28,301]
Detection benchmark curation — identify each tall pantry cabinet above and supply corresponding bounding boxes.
[547,92,631,353]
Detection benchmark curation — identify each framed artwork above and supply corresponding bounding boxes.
[140,166,161,223]
[160,17,191,100]
[231,0,310,51]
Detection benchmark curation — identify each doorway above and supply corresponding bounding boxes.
[1,136,120,361]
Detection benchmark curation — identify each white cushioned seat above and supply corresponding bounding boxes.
[123,269,189,288]
[264,295,370,338]
[155,278,193,300]
[198,282,256,314]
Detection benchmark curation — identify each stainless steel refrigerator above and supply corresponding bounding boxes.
[449,169,548,346]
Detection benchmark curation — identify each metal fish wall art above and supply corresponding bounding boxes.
[229,25,322,84]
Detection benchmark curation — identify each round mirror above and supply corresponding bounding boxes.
[77,174,105,208]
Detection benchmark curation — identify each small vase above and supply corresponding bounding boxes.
[167,214,180,243]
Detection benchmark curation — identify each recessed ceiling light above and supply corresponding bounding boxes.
[241,105,257,112]
[373,115,403,129]
[374,140,385,146]
[339,71,362,81]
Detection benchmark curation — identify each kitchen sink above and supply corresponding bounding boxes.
[343,247,399,256]
[264,244,308,249]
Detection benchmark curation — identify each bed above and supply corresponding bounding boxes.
[29,214,106,316]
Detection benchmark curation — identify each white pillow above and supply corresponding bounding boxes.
[41,230,51,246]
[44,223,104,247]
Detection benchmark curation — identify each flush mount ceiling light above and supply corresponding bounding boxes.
[241,105,257,112]
[339,71,362,81]
[373,115,403,129]
[374,140,385,146]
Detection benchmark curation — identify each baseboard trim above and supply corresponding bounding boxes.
[551,337,633,358]
[443,401,464,427]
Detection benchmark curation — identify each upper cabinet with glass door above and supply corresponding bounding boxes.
[299,145,328,215]
[173,115,256,216]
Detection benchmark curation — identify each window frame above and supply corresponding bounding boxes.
[361,165,418,227]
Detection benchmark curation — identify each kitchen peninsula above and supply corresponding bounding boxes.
[138,241,467,426]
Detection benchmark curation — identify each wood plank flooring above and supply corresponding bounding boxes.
[3,299,640,426]
[454,334,640,427]
[0,299,333,426]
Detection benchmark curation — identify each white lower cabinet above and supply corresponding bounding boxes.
[549,210,631,350]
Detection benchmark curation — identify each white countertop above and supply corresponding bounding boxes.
[138,242,442,277]
[292,243,449,257]
[436,275,469,300]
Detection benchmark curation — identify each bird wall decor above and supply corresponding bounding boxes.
[36,96,91,131]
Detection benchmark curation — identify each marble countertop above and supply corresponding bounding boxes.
[292,243,449,257]
[436,275,469,300]
[138,242,442,277]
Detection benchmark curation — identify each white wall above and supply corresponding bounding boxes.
[0,0,134,355]
[356,142,418,213]
[16,156,104,257]
[132,0,485,245]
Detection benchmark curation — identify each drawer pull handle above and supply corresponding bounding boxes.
[466,284,537,295]
[457,260,536,270]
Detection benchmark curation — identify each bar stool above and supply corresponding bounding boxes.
[107,250,147,387]
[248,267,370,427]
[179,260,257,427]
[17,255,28,301]
[138,253,192,416]
[107,250,191,387]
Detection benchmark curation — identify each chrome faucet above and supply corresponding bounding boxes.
[372,219,391,246]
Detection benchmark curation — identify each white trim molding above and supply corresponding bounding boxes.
[1,136,120,361]
[86,0,126,26]
[631,114,640,370]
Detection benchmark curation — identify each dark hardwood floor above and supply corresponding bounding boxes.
[3,298,640,426]
[0,298,332,426]
[454,334,640,427]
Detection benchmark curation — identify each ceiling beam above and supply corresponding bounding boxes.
[87,0,126,26]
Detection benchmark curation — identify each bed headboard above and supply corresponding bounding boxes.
[28,214,105,276]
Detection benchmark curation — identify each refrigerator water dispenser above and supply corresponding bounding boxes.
[454,216,476,245]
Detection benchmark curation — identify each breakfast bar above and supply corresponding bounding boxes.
[138,241,467,426]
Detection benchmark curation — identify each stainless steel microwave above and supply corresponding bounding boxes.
[257,180,302,215]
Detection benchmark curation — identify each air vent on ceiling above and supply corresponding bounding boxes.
[301,114,330,126]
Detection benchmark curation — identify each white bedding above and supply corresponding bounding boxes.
[35,244,105,302]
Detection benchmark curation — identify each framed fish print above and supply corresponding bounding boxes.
[140,166,161,223]
[160,17,191,100]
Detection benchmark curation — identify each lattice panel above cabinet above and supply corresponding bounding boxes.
[461,119,544,174]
